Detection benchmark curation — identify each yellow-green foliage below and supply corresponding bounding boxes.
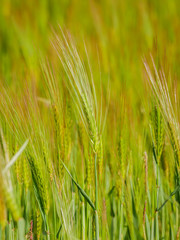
[0,186,6,228]
[168,121,180,168]
[15,159,23,184]
[23,158,31,192]
[150,106,164,164]
[36,209,42,240]
[1,184,21,222]
[80,94,100,153]
[97,136,103,180]
[0,0,180,239]
[42,140,53,182]
[28,155,49,215]
[116,117,128,198]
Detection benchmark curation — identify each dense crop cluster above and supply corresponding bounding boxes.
[0,1,180,239]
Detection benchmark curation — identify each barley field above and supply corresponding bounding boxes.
[0,0,180,239]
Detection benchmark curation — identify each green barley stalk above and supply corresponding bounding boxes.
[144,57,180,210]
[150,105,164,165]
[27,153,49,215]
[23,157,31,192]
[36,208,42,240]
[150,105,164,239]
[143,152,148,240]
[51,28,103,239]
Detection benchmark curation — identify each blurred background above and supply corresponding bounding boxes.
[1,0,180,85]
[1,0,180,141]
[1,0,180,137]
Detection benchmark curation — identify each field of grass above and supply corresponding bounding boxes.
[0,0,180,239]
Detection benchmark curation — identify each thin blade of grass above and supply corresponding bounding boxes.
[2,139,29,174]
[61,161,95,210]
[156,185,180,211]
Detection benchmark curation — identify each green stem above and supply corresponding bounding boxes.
[151,191,154,240]
[88,215,92,240]
[161,198,165,239]
[45,215,50,240]
[119,201,123,240]
[53,198,56,239]
[95,153,99,240]
[82,154,85,240]
[156,164,159,240]
[82,201,85,240]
